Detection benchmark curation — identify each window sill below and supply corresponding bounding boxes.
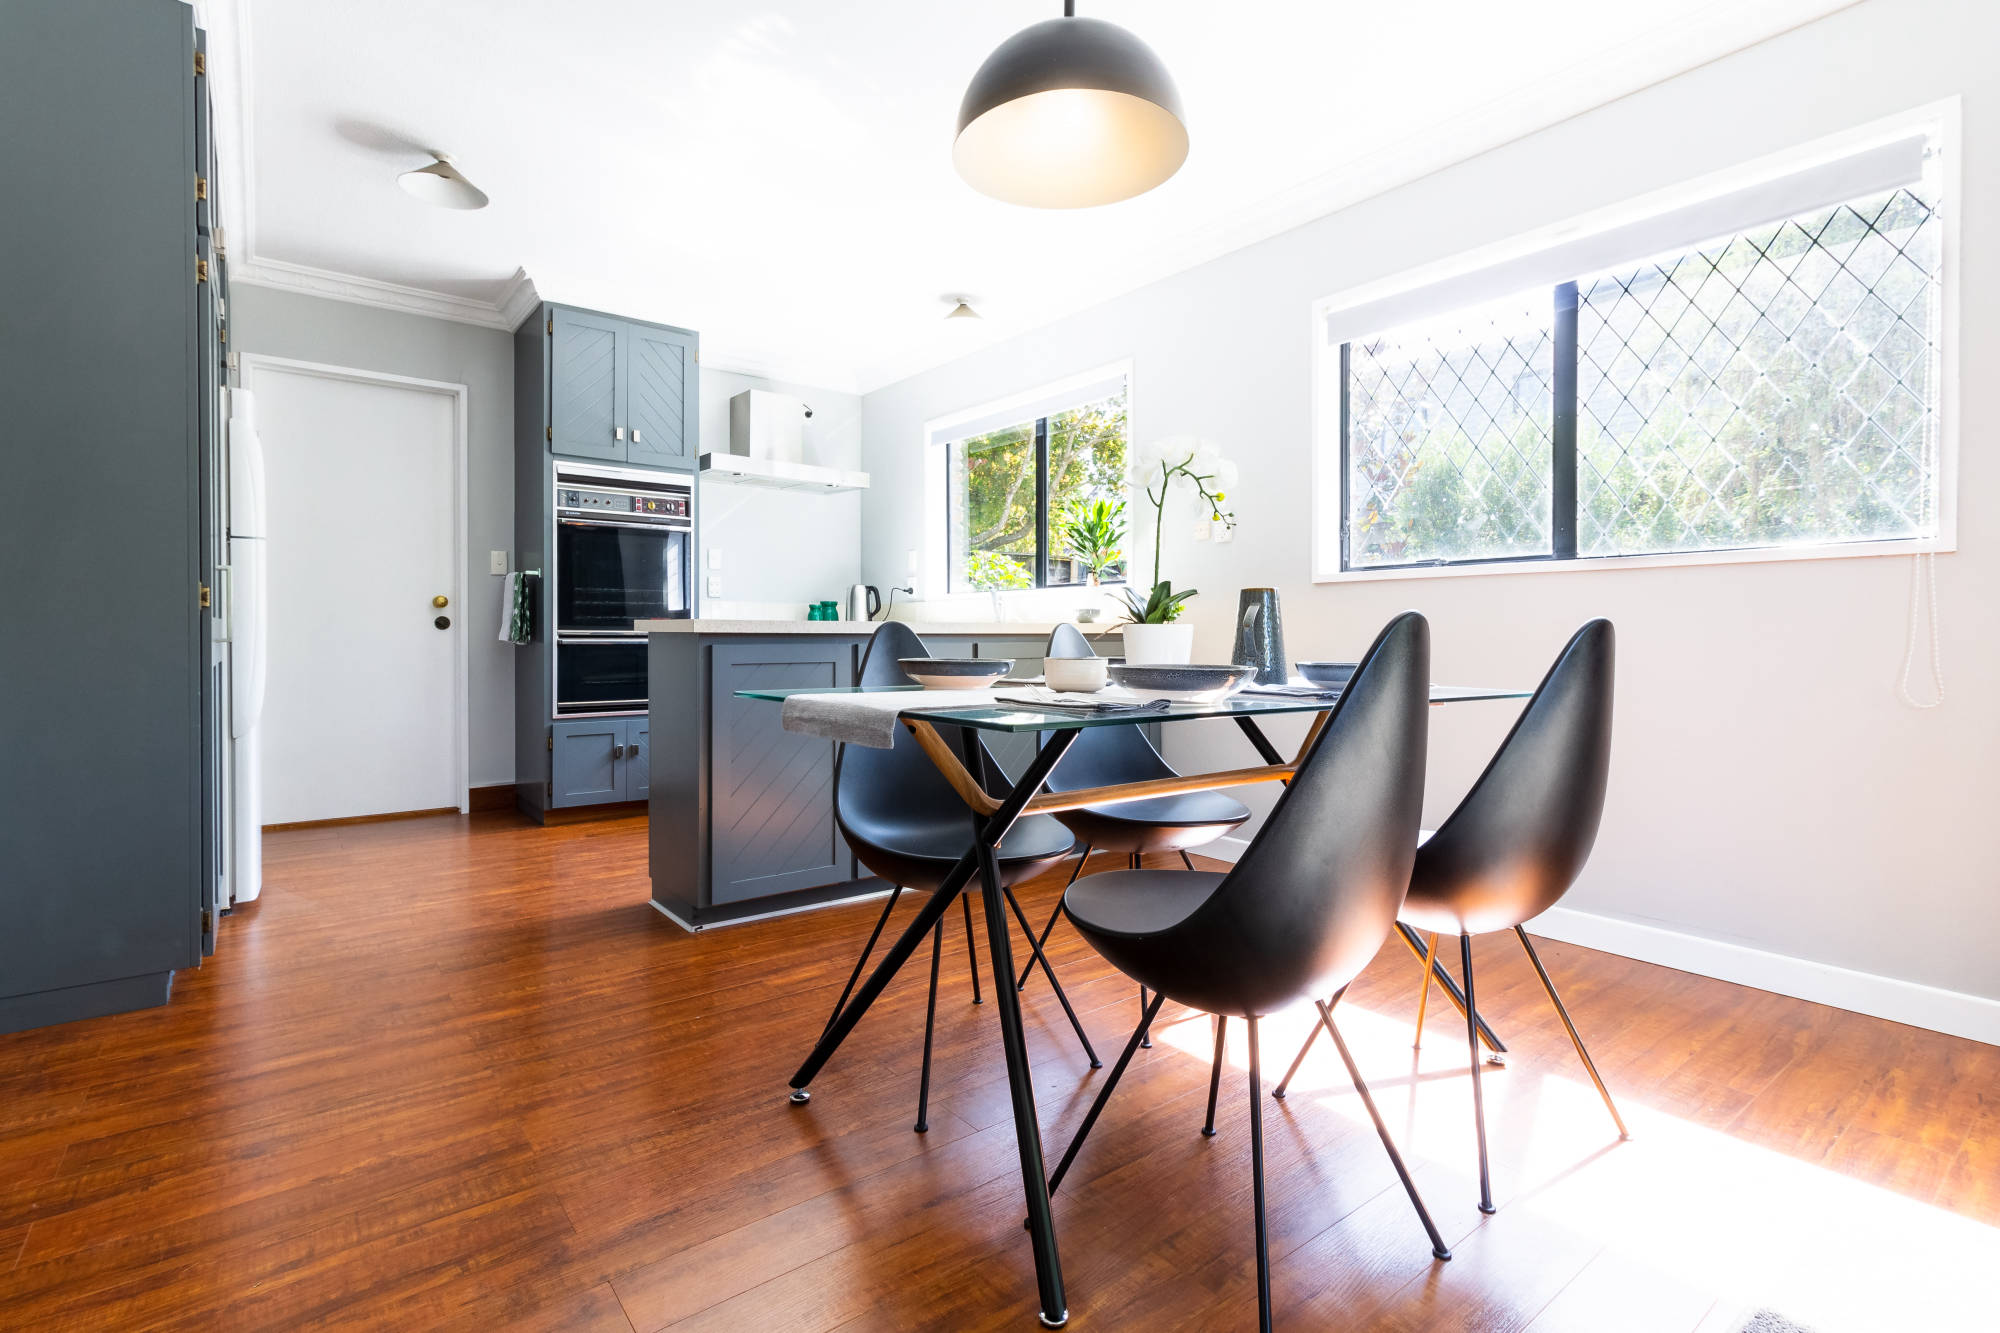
[1312,537,1954,584]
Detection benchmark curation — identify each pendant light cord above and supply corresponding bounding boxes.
[1897,551,1944,709]
[1064,1,1075,14]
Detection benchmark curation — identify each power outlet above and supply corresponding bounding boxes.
[706,575,723,598]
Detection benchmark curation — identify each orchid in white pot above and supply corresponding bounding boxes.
[1119,437,1238,665]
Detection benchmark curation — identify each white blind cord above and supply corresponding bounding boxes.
[1897,551,1945,709]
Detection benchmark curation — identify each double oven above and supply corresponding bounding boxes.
[552,462,692,718]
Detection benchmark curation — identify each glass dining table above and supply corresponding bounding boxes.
[734,682,1531,1328]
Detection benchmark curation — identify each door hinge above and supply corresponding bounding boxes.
[196,257,210,284]
[201,908,212,933]
[194,51,206,76]
[546,425,552,442]
[547,734,554,751]
[196,176,208,201]
[546,317,553,335]
[198,583,211,608]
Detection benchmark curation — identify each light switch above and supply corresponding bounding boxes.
[707,548,723,569]
[706,575,723,597]
[489,550,508,575]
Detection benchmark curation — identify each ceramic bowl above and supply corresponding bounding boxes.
[898,657,1013,690]
[1044,657,1109,693]
[1107,662,1256,703]
[1296,661,1358,688]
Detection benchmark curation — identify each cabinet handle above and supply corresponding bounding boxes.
[614,426,625,441]
[632,429,642,444]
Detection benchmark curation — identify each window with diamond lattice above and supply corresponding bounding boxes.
[1336,180,1941,572]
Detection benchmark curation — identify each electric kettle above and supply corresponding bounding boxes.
[847,584,882,622]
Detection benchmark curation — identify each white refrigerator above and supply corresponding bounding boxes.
[223,387,267,904]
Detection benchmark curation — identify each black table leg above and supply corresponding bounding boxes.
[961,727,1071,1327]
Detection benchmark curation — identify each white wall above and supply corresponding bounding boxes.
[860,0,2000,1017]
[231,284,518,789]
[697,369,863,610]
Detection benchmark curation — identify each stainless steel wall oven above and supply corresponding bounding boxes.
[552,462,691,717]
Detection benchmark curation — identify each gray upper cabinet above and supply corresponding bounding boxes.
[626,325,696,468]
[542,305,697,471]
[549,308,624,462]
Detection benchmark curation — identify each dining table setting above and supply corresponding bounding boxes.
[734,619,1538,1328]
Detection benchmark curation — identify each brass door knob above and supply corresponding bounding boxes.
[432,594,449,608]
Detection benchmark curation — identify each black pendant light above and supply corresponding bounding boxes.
[954,1,1187,209]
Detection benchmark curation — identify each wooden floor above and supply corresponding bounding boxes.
[2,814,1995,1332]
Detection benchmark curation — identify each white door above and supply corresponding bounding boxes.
[252,362,462,824]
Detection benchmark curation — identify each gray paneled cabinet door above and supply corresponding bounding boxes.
[625,719,649,800]
[549,308,623,462]
[625,325,695,470]
[709,643,855,904]
[551,719,625,806]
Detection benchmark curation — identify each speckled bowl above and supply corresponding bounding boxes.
[1107,662,1256,703]
[898,657,1013,690]
[1296,661,1359,688]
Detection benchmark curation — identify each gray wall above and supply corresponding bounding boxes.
[860,0,2000,1006]
[229,284,518,788]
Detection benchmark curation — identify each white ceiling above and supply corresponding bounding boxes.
[220,0,1856,393]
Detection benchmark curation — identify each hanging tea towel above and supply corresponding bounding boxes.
[499,572,533,644]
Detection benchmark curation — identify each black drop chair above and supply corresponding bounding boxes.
[1019,624,1252,1044]
[1273,618,1629,1216]
[824,622,1100,1133]
[1048,612,1450,1332]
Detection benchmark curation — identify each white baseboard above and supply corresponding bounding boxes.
[1199,834,1998,1046]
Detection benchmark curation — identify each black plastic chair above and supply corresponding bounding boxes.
[1273,619,1629,1215]
[825,623,1101,1133]
[1018,624,1252,1043]
[1047,612,1451,1331]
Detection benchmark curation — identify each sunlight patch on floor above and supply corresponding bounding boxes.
[1150,1000,1999,1331]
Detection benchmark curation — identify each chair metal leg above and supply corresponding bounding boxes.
[1413,931,1440,1048]
[1315,999,1452,1259]
[823,885,904,1037]
[1246,1017,1272,1333]
[1018,844,1091,991]
[999,884,1101,1068]
[1397,923,1507,1057]
[1272,1013,1319,1100]
[1049,990,1167,1195]
[1515,926,1628,1139]
[1202,1015,1227,1137]
[963,891,982,1005]
[1178,849,1197,871]
[1461,934,1496,1214]
[915,917,943,1133]
[1138,985,1152,1048]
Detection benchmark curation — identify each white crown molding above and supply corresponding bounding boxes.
[232,256,528,331]
[495,268,542,330]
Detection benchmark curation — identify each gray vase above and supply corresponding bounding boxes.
[1233,588,1288,685]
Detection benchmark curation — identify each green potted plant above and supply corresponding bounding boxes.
[1120,439,1236,664]
[1057,497,1126,586]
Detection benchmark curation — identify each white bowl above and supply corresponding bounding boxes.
[1044,657,1109,693]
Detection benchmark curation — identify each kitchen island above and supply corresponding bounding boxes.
[639,619,1123,930]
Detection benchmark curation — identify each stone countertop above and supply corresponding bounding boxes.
[634,618,1123,637]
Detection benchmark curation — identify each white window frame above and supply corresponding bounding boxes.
[1309,99,1961,584]
[922,359,1135,597]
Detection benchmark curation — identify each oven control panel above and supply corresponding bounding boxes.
[556,484,692,525]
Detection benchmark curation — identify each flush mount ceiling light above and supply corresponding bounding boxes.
[943,295,983,321]
[953,1,1187,209]
[397,153,489,210]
